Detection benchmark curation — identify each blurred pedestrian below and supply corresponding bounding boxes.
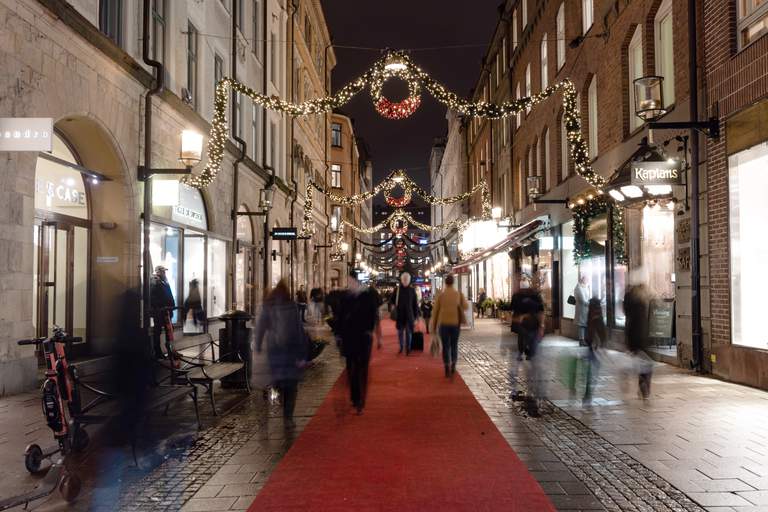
[390,272,419,355]
[254,279,308,429]
[624,279,653,399]
[296,285,308,322]
[150,265,175,359]
[509,286,545,416]
[336,270,382,415]
[430,274,468,377]
[574,275,590,344]
[477,288,487,318]
[309,286,324,323]
[420,298,433,334]
[583,297,608,403]
[183,278,205,331]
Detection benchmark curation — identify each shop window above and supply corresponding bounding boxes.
[150,224,181,324]
[183,231,205,332]
[34,136,89,220]
[207,238,227,318]
[557,3,566,70]
[561,221,577,319]
[729,141,768,349]
[738,0,768,49]
[654,0,675,106]
[628,26,644,131]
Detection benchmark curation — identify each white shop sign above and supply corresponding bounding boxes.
[170,183,207,230]
[0,118,53,151]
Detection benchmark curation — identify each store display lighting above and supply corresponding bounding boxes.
[646,185,672,196]
[608,190,625,202]
[620,185,644,199]
[492,206,502,220]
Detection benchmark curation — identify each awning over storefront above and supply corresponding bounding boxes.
[452,217,549,273]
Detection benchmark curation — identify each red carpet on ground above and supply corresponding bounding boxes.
[248,319,554,512]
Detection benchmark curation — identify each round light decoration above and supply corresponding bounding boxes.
[385,183,412,208]
[390,216,409,236]
[371,52,422,120]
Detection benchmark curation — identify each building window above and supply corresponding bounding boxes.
[560,113,568,181]
[495,54,501,87]
[582,0,594,34]
[331,164,342,188]
[557,3,566,69]
[151,0,165,63]
[253,0,262,57]
[331,205,342,231]
[235,0,244,30]
[540,35,549,89]
[186,22,198,110]
[738,0,768,48]
[628,26,643,131]
[270,32,277,86]
[269,120,276,168]
[234,92,243,139]
[214,53,224,95]
[99,0,122,45]
[522,0,527,29]
[251,105,260,162]
[655,0,675,107]
[502,37,508,68]
[729,141,768,349]
[331,123,342,147]
[515,83,522,128]
[517,159,524,209]
[543,127,551,191]
[512,9,518,51]
[588,76,598,159]
[524,64,532,114]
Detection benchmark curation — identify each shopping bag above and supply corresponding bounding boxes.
[430,331,441,357]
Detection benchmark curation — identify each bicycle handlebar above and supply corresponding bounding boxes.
[17,336,82,346]
[17,337,46,346]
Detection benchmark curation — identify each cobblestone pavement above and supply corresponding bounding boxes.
[458,319,768,512]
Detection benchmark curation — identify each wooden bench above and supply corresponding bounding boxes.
[171,332,249,415]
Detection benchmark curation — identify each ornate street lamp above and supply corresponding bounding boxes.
[633,76,668,122]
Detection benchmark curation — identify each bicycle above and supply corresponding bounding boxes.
[0,327,113,509]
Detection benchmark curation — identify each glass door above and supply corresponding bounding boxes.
[33,220,89,341]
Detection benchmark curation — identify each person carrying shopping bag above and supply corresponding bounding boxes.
[430,274,468,377]
[390,272,419,355]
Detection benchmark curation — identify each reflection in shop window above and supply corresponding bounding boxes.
[561,221,577,319]
[207,238,227,318]
[183,231,205,332]
[729,142,768,350]
[149,224,180,323]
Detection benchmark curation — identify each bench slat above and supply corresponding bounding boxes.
[188,362,244,381]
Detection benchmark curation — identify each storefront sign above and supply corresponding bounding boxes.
[169,183,207,230]
[648,299,675,341]
[270,227,298,240]
[630,161,683,186]
[0,118,53,151]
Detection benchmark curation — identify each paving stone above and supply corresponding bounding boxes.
[688,493,754,507]
[180,496,238,511]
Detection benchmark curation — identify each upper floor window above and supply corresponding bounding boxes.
[502,37,508,68]
[524,64,532,114]
[253,0,262,57]
[739,0,768,48]
[543,127,551,191]
[557,3,566,69]
[186,22,198,110]
[99,0,123,45]
[560,114,569,182]
[655,0,675,106]
[214,53,224,94]
[582,0,594,34]
[515,83,522,128]
[495,54,501,87]
[150,0,165,63]
[331,123,342,147]
[331,164,342,188]
[540,35,549,89]
[235,0,244,30]
[512,10,519,51]
[522,0,528,29]
[588,77,598,159]
[628,26,644,131]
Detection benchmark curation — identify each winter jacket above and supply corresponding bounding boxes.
[573,284,590,327]
[391,285,419,329]
[254,300,307,382]
[431,286,468,330]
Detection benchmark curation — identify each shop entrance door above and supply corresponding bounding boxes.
[33,219,89,341]
[236,241,257,314]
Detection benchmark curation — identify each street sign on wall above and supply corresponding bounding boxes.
[0,118,53,151]
[630,160,683,186]
[270,227,298,240]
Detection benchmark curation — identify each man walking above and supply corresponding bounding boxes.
[336,270,382,415]
[150,265,175,359]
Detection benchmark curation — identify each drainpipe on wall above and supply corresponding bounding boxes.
[324,41,333,290]
[262,0,271,293]
[289,0,299,298]
[141,0,164,335]
[230,0,248,309]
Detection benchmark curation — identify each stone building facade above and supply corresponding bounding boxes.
[0,0,334,395]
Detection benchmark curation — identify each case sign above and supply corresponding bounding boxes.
[0,118,53,151]
[630,160,683,186]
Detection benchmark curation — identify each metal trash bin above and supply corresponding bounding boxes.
[219,309,253,389]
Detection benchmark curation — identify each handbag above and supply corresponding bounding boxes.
[390,287,400,321]
[567,295,576,306]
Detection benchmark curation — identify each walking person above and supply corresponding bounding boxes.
[296,285,308,323]
[430,274,468,377]
[477,288,488,318]
[420,297,433,334]
[624,278,653,399]
[573,275,591,344]
[309,287,324,323]
[335,270,382,415]
[183,278,206,332]
[509,286,545,416]
[583,298,607,404]
[150,265,175,359]
[390,272,419,355]
[254,279,308,429]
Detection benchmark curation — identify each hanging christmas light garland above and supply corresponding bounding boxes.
[571,196,627,264]
[193,50,602,194]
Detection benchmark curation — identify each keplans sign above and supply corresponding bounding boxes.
[630,160,683,186]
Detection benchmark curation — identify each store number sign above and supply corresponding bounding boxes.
[0,118,53,151]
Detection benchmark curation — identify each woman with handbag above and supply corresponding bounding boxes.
[430,274,468,377]
[573,275,591,343]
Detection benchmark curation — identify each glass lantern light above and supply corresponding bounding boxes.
[179,130,203,168]
[527,175,544,202]
[258,187,274,211]
[633,76,668,122]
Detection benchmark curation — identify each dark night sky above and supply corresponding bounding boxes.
[321,1,501,190]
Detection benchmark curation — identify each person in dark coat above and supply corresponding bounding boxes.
[420,298,433,334]
[509,286,545,416]
[254,279,308,429]
[183,278,205,330]
[583,298,608,403]
[296,285,308,322]
[390,272,419,355]
[477,289,488,318]
[336,270,382,415]
[150,265,175,359]
[624,281,652,399]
